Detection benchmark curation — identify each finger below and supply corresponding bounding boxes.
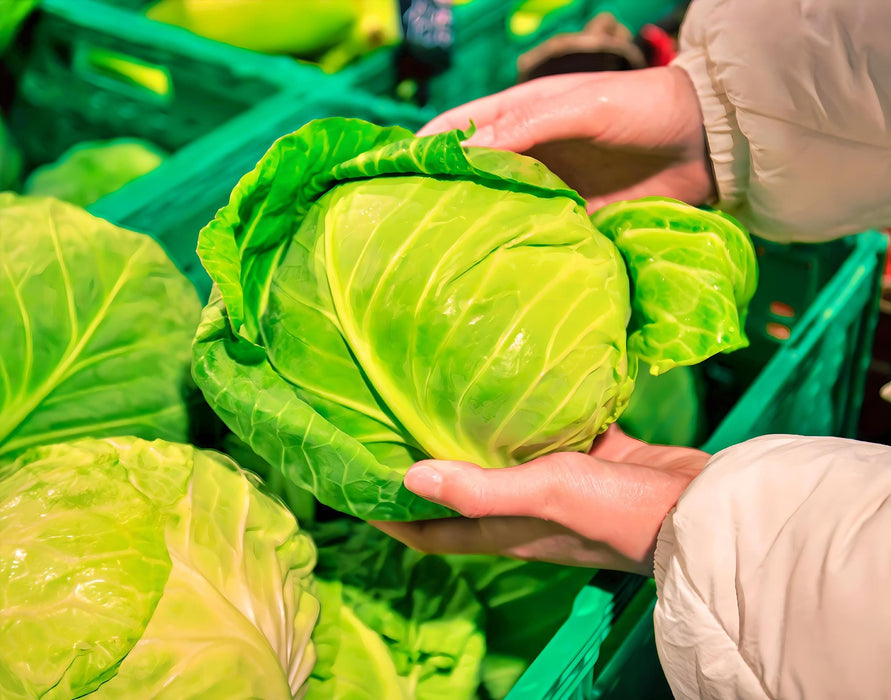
[372,516,618,569]
[371,516,555,557]
[371,515,642,572]
[402,458,573,519]
[416,93,505,137]
[585,162,715,213]
[403,453,689,554]
[588,424,648,461]
[420,73,625,150]
[416,73,591,138]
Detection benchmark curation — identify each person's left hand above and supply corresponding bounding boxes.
[371,427,709,576]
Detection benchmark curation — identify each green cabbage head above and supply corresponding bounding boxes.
[0,437,319,699]
[0,194,203,460]
[24,139,167,208]
[192,118,756,520]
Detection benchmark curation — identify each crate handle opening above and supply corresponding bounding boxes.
[769,301,796,318]
[74,46,173,103]
[766,322,792,341]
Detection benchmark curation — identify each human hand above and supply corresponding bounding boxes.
[371,426,709,577]
[418,66,715,213]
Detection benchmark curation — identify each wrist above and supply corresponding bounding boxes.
[670,53,748,209]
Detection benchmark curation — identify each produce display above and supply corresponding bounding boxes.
[0,113,757,696]
[509,0,575,36]
[0,3,767,695]
[192,118,756,520]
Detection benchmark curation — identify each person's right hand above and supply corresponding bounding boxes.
[418,66,716,212]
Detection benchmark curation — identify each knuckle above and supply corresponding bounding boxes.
[535,453,583,521]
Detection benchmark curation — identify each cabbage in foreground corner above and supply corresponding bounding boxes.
[192,118,757,520]
[0,437,319,699]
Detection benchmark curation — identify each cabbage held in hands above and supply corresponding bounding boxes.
[193,118,756,520]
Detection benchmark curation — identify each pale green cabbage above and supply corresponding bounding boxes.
[23,139,167,208]
[0,437,319,699]
[0,194,202,460]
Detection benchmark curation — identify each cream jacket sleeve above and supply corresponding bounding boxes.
[653,435,891,700]
[671,0,891,242]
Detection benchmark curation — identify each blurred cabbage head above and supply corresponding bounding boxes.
[0,437,319,699]
[23,138,167,208]
[0,194,203,460]
[192,118,756,520]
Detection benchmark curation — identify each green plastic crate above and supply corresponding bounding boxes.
[507,230,887,699]
[3,0,340,184]
[90,91,436,298]
[68,0,514,113]
[588,0,684,34]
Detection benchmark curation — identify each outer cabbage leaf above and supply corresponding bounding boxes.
[23,139,167,208]
[217,430,318,524]
[193,118,633,520]
[0,195,202,460]
[309,519,485,699]
[0,437,318,699]
[308,519,591,699]
[443,556,593,699]
[591,197,757,374]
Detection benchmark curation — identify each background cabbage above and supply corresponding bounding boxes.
[305,517,591,700]
[0,437,319,699]
[23,139,167,208]
[0,194,205,460]
[192,118,756,520]
[309,521,485,699]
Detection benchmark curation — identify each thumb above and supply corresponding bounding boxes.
[403,454,581,519]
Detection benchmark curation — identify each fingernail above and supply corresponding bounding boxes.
[404,465,443,498]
